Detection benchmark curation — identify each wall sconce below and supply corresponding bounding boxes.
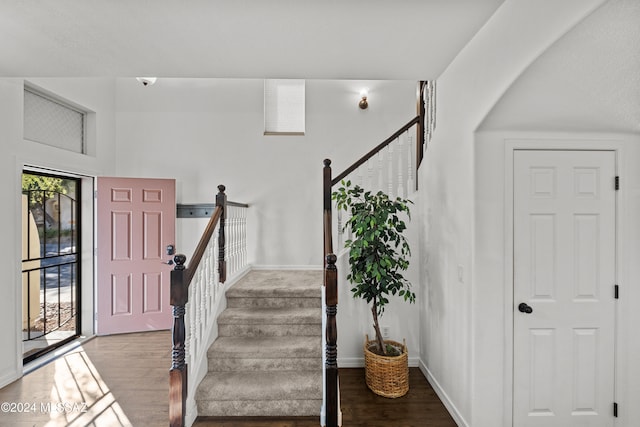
[359,89,369,109]
[136,77,157,86]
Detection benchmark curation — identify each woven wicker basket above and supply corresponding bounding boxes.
[364,334,409,398]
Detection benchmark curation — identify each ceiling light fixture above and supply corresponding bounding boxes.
[136,77,157,86]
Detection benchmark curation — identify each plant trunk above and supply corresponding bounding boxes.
[371,297,387,355]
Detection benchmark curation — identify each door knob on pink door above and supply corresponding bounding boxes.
[518,303,533,314]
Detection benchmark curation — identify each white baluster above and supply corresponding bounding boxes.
[397,134,405,198]
[387,144,394,198]
[205,243,212,324]
[188,285,196,368]
[233,210,239,276]
[213,234,219,298]
[198,269,204,345]
[377,150,384,192]
[241,209,247,270]
[211,227,219,295]
[226,211,233,277]
[184,300,191,370]
[367,159,374,190]
[407,134,415,193]
[236,210,243,273]
[337,204,343,248]
[232,209,238,276]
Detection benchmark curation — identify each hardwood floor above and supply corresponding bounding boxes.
[0,332,456,427]
[0,330,171,427]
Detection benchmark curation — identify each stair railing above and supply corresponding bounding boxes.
[169,185,249,427]
[322,81,428,427]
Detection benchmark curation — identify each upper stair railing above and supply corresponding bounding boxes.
[322,81,430,427]
[169,185,249,427]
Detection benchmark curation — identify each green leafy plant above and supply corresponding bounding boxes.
[333,181,415,355]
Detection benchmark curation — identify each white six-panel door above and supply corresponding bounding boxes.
[513,150,616,427]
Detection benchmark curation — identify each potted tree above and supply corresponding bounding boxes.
[333,181,415,398]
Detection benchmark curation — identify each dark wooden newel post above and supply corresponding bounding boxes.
[323,159,333,266]
[325,253,339,427]
[323,158,339,427]
[216,185,227,284]
[169,254,188,427]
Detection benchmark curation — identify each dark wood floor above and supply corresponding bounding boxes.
[0,331,456,427]
[196,368,457,427]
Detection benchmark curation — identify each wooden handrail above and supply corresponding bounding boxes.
[331,116,420,186]
[185,207,223,285]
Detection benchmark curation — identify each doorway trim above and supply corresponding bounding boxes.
[503,137,624,427]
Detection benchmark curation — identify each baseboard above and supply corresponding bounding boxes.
[226,265,252,285]
[185,399,198,427]
[419,361,469,427]
[0,370,20,390]
[251,264,323,271]
[337,357,364,368]
[338,356,421,368]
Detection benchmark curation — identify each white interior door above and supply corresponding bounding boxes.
[513,150,616,427]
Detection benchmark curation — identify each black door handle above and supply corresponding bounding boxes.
[518,302,533,314]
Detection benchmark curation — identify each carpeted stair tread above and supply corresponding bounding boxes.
[226,270,322,299]
[218,307,321,324]
[208,336,321,358]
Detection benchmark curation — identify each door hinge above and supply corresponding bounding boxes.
[94,189,98,199]
[615,176,620,190]
[615,284,619,299]
[614,402,618,417]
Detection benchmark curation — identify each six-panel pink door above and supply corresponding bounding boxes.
[96,177,175,335]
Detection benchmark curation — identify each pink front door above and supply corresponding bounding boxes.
[96,177,175,335]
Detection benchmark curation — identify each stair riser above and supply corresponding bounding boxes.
[197,399,322,417]
[218,324,321,337]
[226,297,321,309]
[208,357,322,372]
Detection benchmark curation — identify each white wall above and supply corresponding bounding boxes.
[0,78,116,388]
[417,1,607,426]
[114,79,416,267]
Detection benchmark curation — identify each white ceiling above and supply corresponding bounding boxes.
[0,0,504,80]
[480,0,640,133]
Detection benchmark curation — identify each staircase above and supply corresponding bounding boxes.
[196,270,323,417]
